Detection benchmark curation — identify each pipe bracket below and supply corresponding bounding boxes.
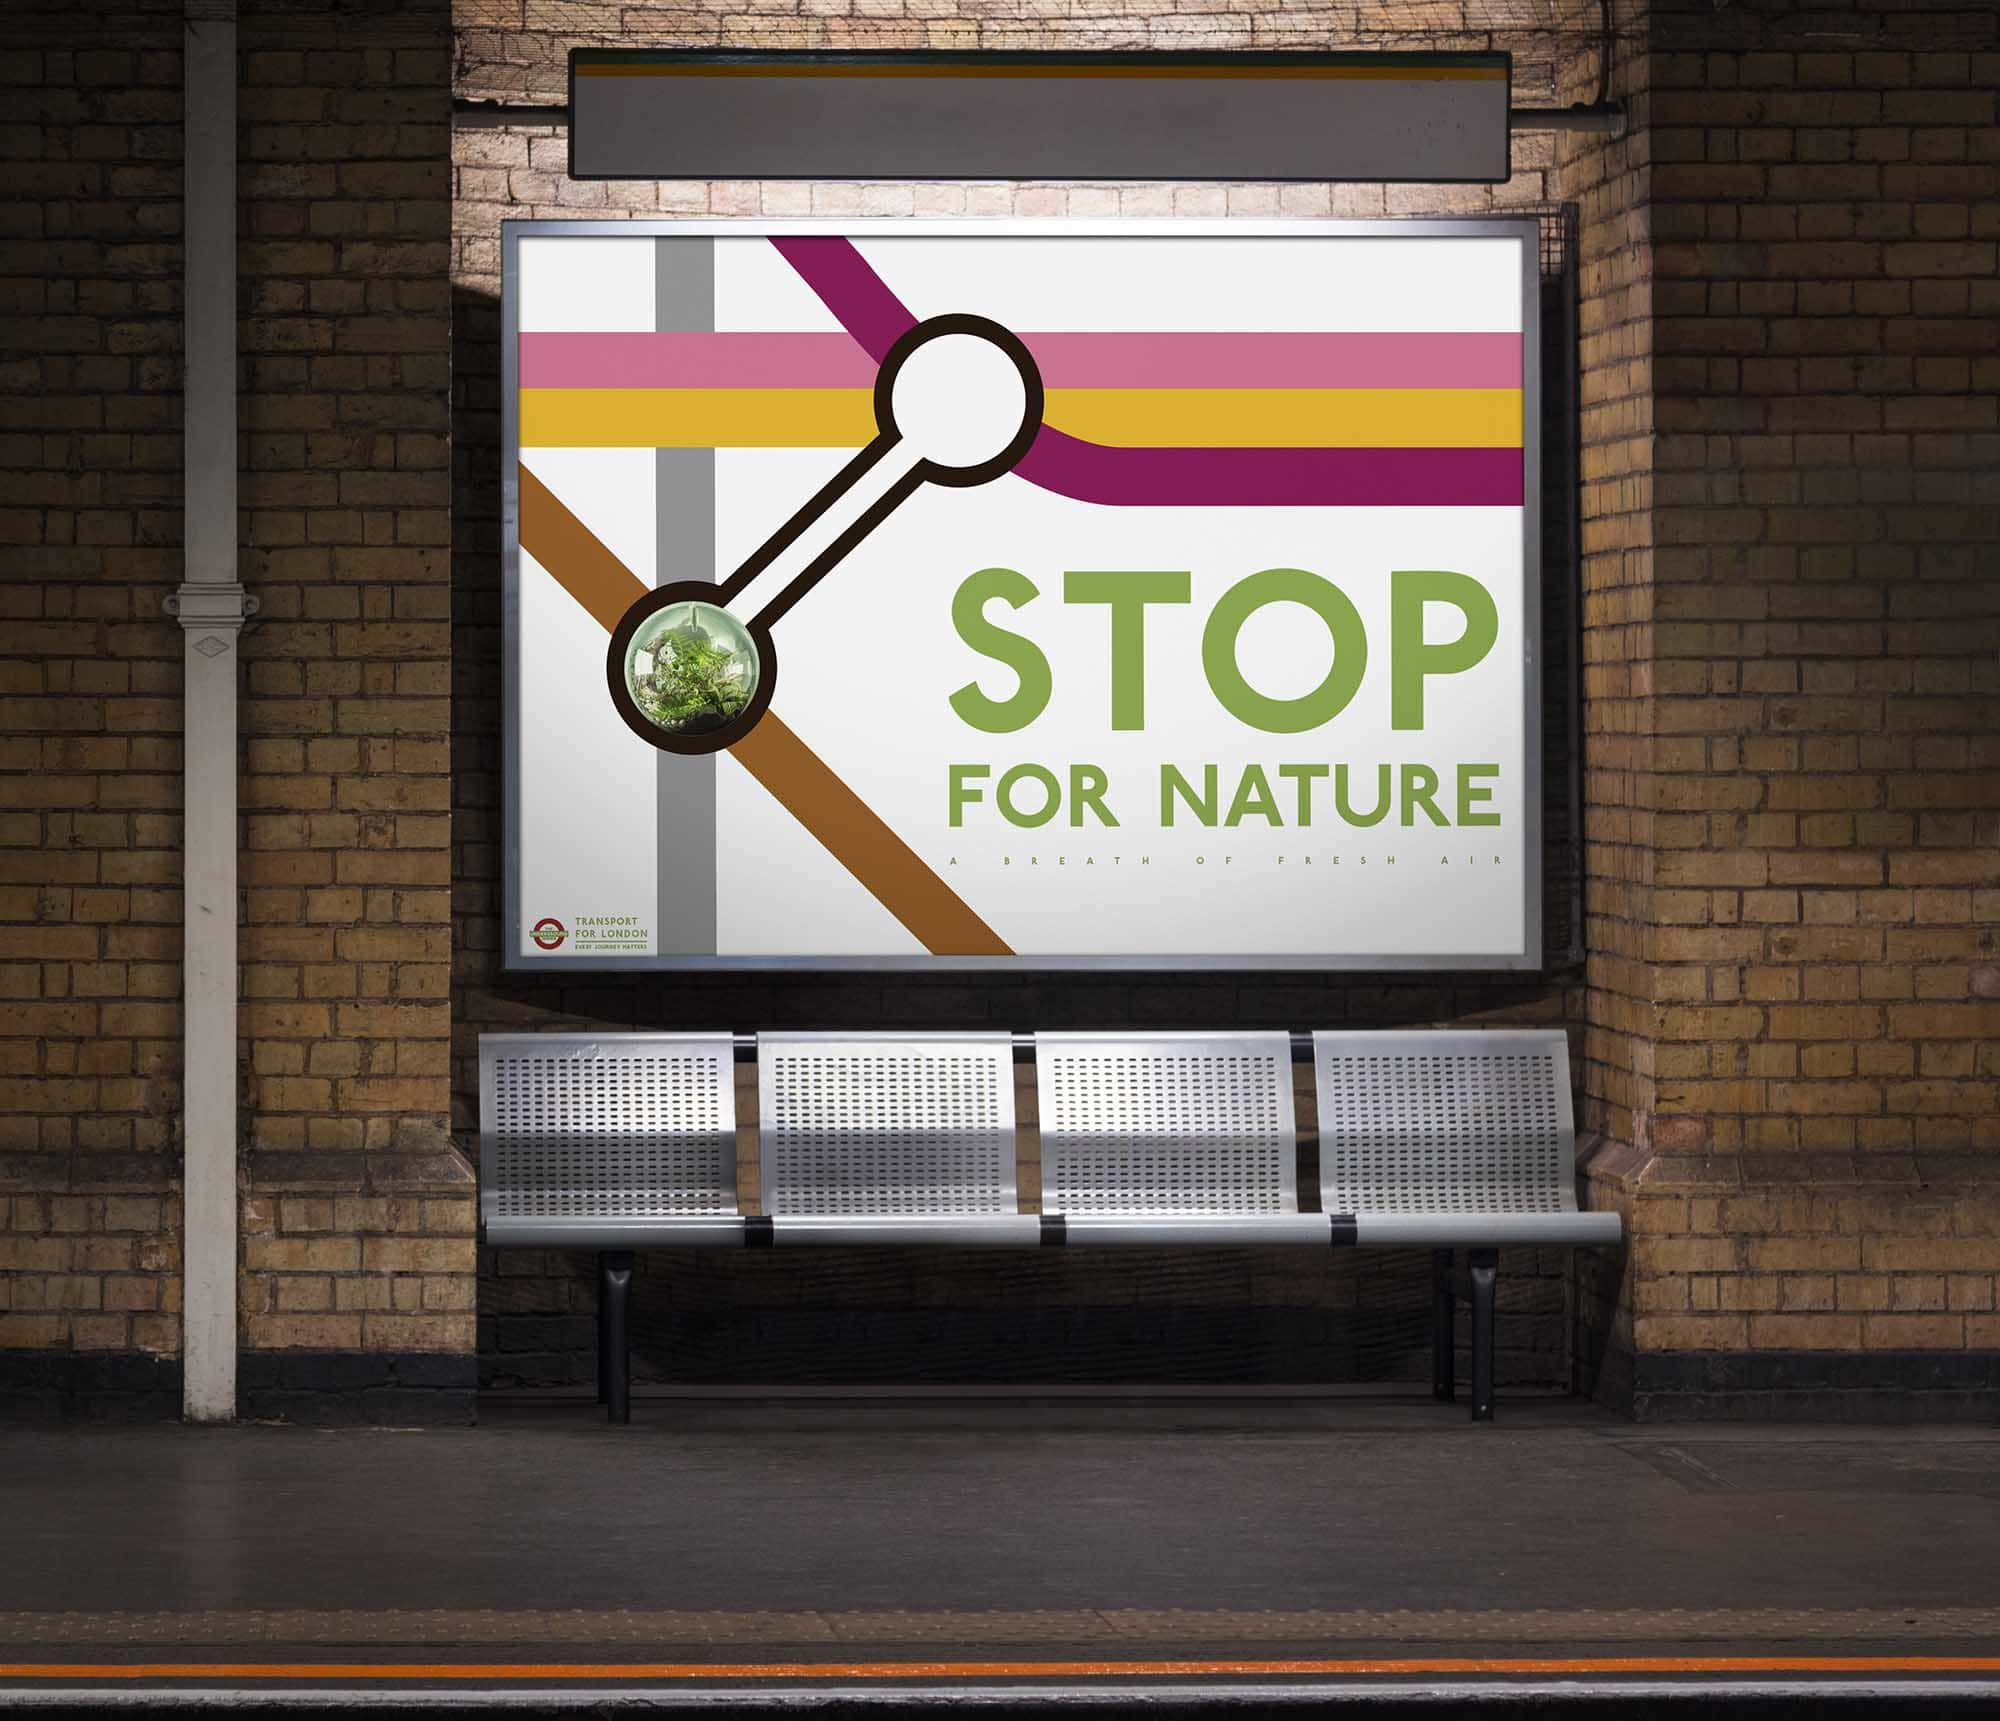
[166,585,259,626]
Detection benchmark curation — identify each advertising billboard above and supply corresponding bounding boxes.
[504,220,1541,970]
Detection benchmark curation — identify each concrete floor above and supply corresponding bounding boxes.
[4,1397,1999,1647]
[4,1400,1999,1716]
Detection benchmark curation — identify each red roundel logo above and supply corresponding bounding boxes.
[530,917,567,950]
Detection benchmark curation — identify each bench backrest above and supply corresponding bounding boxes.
[757,1032,1017,1215]
[1035,1032,1297,1215]
[1312,1028,1577,1216]
[478,1032,739,1223]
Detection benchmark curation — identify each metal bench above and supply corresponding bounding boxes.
[1312,1028,1621,1418]
[1031,1028,1614,1416]
[477,1031,740,1422]
[478,1027,1619,1423]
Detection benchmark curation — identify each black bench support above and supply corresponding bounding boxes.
[595,1251,609,1404]
[1468,1246,1498,1422]
[600,1249,635,1425]
[1432,1248,1455,1403]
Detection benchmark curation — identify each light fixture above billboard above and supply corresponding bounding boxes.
[567,50,1512,185]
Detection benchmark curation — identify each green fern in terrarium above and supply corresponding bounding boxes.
[627,602,758,736]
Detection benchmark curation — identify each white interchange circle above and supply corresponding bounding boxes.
[880,324,1038,477]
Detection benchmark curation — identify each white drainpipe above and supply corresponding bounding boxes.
[170,0,252,1423]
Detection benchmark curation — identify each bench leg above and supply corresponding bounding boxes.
[1468,1247,1498,1422]
[1432,1248,1455,1403]
[595,1251,610,1404]
[600,1250,634,1425]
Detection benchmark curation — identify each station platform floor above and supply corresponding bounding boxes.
[4,1394,1999,1714]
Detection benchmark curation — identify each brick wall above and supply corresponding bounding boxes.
[233,0,472,1399]
[2,0,474,1421]
[455,0,1590,103]
[1559,6,1658,1157]
[449,3,1601,1395]
[1556,0,1661,1401]
[1571,0,2000,1415]
[1,13,188,1398]
[8,0,1993,1420]
[455,0,2000,1412]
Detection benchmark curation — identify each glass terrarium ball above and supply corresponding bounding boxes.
[623,600,761,738]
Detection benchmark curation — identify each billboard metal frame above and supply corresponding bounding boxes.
[502,217,1543,974]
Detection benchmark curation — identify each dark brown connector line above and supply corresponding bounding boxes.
[713,433,901,610]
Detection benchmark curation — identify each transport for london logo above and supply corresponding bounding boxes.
[530,917,567,950]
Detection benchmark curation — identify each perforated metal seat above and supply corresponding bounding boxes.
[757,1032,1035,1245]
[1312,1027,1621,1421]
[1311,1028,1618,1247]
[478,1033,740,1248]
[1035,1031,1327,1245]
[477,1031,744,1423]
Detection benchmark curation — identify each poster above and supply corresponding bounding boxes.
[505,220,1541,969]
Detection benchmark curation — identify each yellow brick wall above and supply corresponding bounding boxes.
[233,0,472,1359]
[5,0,1993,1414]
[1571,0,1999,1405]
[1,16,190,1358]
[1,1,475,1382]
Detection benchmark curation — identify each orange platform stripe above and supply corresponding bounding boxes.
[5,1655,2000,1680]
